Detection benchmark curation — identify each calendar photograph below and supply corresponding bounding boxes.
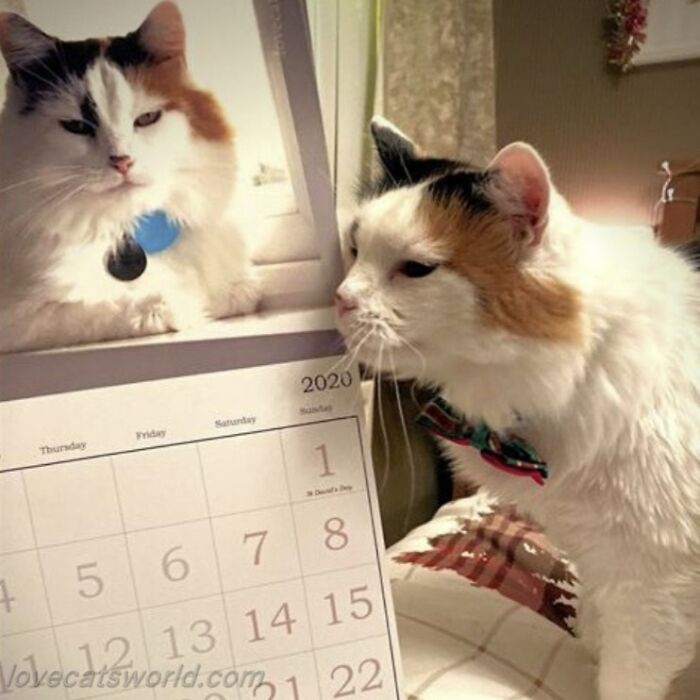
[0,0,341,357]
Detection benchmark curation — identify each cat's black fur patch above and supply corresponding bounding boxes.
[362,119,493,215]
[362,119,475,198]
[80,94,99,132]
[427,170,492,213]
[360,155,466,200]
[12,24,153,114]
[105,31,154,69]
[14,39,101,113]
[361,155,494,215]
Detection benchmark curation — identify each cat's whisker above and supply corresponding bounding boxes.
[360,360,374,382]
[391,332,430,411]
[328,329,371,376]
[329,324,361,352]
[338,326,365,356]
[7,176,81,215]
[342,329,374,373]
[389,348,418,535]
[0,173,84,195]
[396,333,428,383]
[0,176,60,195]
[376,340,393,496]
[41,166,99,174]
[342,332,376,414]
[7,179,87,230]
[49,182,89,213]
[324,329,364,375]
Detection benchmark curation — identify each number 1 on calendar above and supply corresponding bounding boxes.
[316,443,335,478]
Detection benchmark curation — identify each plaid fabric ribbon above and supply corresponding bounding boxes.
[416,396,549,486]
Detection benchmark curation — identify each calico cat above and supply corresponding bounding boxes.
[337,117,700,700]
[0,1,260,353]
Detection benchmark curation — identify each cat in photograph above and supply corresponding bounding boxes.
[336,117,700,700]
[0,1,260,353]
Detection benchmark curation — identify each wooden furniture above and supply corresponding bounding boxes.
[655,159,700,244]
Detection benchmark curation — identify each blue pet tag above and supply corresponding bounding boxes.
[133,210,181,254]
[106,210,181,281]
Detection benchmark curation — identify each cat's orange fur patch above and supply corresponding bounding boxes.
[420,195,582,344]
[125,60,233,143]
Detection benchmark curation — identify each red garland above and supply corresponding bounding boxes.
[605,0,649,72]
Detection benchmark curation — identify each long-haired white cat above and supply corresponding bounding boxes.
[337,117,700,700]
[0,1,260,353]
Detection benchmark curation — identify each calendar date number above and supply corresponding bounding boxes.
[301,372,353,393]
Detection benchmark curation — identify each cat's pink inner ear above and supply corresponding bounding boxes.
[488,142,551,245]
[137,1,186,63]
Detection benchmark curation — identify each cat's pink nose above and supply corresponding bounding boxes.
[335,293,357,317]
[109,154,134,175]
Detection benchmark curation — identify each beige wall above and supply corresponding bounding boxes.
[494,0,700,226]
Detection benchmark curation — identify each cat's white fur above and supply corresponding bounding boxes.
[0,11,259,354]
[338,123,700,700]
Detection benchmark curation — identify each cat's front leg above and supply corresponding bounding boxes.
[227,273,262,316]
[595,574,698,700]
[206,271,262,320]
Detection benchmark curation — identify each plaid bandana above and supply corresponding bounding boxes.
[416,396,549,486]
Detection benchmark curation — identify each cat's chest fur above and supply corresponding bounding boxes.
[49,231,197,304]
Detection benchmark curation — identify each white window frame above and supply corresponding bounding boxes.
[635,0,700,66]
[246,0,342,309]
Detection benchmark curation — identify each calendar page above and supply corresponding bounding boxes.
[0,356,403,699]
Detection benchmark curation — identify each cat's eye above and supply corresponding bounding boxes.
[134,110,162,128]
[349,245,358,258]
[60,119,95,137]
[399,260,438,278]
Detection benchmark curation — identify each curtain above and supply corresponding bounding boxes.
[381,0,496,165]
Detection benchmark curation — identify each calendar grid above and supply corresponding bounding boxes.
[0,562,378,641]
[1,415,359,475]
[0,485,368,560]
[2,416,402,700]
[19,471,71,700]
[194,442,242,700]
[108,456,157,700]
[276,431,326,700]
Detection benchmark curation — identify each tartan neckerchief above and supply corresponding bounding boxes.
[416,396,549,486]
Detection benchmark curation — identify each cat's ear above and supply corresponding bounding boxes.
[136,1,186,63]
[370,116,420,185]
[0,13,55,72]
[487,142,551,246]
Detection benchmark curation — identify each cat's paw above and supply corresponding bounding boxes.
[130,297,173,335]
[227,275,262,317]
